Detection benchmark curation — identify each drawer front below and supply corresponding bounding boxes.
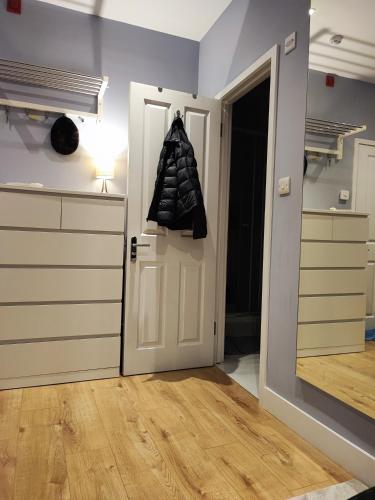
[299,269,366,295]
[0,230,124,266]
[301,214,332,240]
[300,242,367,268]
[297,321,365,349]
[298,295,366,322]
[0,191,61,229]
[61,197,125,232]
[0,303,121,341]
[332,216,369,242]
[297,344,364,357]
[0,337,120,379]
[0,268,122,303]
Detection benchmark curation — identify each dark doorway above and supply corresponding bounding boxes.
[224,78,270,373]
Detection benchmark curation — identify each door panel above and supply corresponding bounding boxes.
[138,262,166,348]
[123,83,221,375]
[178,263,202,344]
[366,263,375,316]
[185,110,208,192]
[356,145,375,239]
[142,101,170,236]
[354,143,375,322]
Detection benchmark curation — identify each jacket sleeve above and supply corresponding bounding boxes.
[147,145,167,222]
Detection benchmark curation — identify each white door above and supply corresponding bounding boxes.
[123,82,221,375]
[354,141,375,325]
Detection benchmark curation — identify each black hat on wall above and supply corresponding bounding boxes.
[50,116,79,155]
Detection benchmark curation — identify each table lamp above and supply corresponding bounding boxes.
[96,161,114,193]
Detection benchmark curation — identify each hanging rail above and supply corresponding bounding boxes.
[305,117,366,160]
[0,58,108,121]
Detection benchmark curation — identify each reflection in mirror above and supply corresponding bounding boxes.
[296,0,375,420]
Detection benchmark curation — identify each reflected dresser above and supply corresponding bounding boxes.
[297,209,369,357]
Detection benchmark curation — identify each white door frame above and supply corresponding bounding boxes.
[352,137,375,211]
[214,45,279,403]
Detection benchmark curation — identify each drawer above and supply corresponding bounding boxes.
[0,191,61,229]
[0,337,120,379]
[301,213,332,240]
[297,344,364,358]
[297,321,365,349]
[300,242,367,268]
[0,303,121,341]
[61,197,125,232]
[332,215,368,242]
[298,295,366,322]
[0,268,122,303]
[299,269,366,295]
[0,230,124,266]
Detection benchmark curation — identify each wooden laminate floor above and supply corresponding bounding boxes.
[0,367,351,499]
[297,341,375,420]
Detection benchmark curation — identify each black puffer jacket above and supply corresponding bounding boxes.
[147,117,207,239]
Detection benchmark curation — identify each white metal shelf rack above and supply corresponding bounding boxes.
[305,117,366,160]
[0,58,108,121]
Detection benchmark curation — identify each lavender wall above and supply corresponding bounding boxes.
[0,0,199,193]
[199,0,375,455]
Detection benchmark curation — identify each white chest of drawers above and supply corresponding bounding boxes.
[297,209,369,358]
[0,184,125,389]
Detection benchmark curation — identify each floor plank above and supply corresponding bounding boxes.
[0,438,17,500]
[0,390,23,440]
[65,447,128,500]
[0,367,352,499]
[14,423,70,500]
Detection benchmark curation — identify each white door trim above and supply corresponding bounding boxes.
[214,45,279,404]
[352,138,375,211]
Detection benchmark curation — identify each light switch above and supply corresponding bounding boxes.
[285,32,297,55]
[278,176,291,196]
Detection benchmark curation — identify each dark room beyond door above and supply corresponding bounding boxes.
[220,77,270,397]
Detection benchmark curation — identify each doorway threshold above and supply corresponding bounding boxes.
[217,353,260,398]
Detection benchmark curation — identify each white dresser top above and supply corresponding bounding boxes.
[303,208,368,217]
[0,183,125,200]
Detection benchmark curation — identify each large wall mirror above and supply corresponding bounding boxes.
[296,0,375,420]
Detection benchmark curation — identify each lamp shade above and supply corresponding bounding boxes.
[96,160,115,179]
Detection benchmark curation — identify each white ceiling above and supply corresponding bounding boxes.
[36,0,232,41]
[310,0,375,84]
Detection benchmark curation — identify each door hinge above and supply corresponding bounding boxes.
[220,123,223,137]
[214,321,217,336]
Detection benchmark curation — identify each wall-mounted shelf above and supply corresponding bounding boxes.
[0,58,108,121]
[305,117,366,160]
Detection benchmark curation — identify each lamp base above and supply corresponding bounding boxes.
[100,179,108,193]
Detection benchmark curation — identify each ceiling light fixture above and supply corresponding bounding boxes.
[309,7,317,15]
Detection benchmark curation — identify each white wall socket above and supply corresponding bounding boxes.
[339,189,350,201]
[278,176,291,196]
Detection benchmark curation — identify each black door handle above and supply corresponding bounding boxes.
[130,236,151,262]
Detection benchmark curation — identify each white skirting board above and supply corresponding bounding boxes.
[261,386,375,486]
[0,367,119,390]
